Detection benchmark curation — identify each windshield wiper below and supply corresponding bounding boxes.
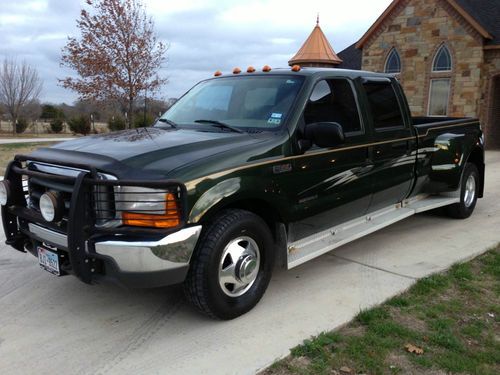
[194,119,244,133]
[157,118,178,128]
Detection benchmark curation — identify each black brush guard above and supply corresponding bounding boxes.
[1,155,188,284]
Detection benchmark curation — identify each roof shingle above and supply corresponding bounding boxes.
[337,43,362,70]
[455,0,500,45]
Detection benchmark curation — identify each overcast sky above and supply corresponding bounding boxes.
[0,0,392,104]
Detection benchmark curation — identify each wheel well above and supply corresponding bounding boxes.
[467,146,485,198]
[199,198,284,241]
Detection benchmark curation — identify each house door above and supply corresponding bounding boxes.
[487,75,500,149]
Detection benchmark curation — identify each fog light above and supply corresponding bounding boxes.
[39,192,63,222]
[0,180,11,206]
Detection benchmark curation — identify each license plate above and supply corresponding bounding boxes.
[37,246,60,276]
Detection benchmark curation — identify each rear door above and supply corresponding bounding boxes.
[360,78,416,212]
[287,78,373,241]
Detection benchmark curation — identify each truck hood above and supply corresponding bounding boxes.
[48,127,266,175]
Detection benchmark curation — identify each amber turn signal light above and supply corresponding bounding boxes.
[122,193,180,228]
[262,65,272,72]
[214,70,222,76]
[233,67,241,74]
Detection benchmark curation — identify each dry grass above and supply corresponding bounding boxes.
[0,142,57,175]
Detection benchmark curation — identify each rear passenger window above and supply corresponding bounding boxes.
[304,79,362,134]
[363,81,405,129]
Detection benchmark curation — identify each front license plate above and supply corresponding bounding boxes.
[37,246,60,276]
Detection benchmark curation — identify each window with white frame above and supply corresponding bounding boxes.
[428,79,451,116]
[428,44,452,116]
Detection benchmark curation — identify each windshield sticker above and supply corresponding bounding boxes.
[267,118,281,125]
[271,113,283,119]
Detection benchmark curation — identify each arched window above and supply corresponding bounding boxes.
[428,44,453,116]
[385,48,401,73]
[432,45,452,72]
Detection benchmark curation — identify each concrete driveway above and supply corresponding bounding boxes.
[0,152,499,375]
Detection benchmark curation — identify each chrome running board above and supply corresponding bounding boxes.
[286,195,459,269]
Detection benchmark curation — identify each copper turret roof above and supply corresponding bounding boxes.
[289,17,343,67]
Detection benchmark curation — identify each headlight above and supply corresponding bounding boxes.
[0,180,11,206]
[117,187,181,228]
[39,192,63,222]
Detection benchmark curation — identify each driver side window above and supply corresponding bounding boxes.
[304,79,362,135]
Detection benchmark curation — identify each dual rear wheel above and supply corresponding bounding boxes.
[446,162,479,219]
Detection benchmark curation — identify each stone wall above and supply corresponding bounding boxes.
[361,0,484,117]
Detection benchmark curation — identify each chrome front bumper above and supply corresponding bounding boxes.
[28,223,202,281]
[93,226,202,272]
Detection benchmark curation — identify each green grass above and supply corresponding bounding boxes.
[263,245,500,375]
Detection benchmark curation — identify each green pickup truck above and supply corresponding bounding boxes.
[1,67,484,319]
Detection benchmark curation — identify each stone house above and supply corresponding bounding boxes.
[330,0,500,148]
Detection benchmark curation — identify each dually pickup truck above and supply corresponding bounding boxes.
[1,67,484,319]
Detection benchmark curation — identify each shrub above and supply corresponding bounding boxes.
[68,115,91,135]
[50,118,64,133]
[108,116,126,132]
[15,118,29,134]
[134,113,155,128]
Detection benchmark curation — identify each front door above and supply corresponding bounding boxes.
[288,78,373,241]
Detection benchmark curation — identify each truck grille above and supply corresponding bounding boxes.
[27,162,117,231]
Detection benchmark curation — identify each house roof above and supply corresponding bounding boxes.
[356,0,498,49]
[337,43,362,70]
[455,0,500,46]
[288,18,343,66]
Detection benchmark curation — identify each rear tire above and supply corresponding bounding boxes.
[445,163,479,219]
[183,209,274,320]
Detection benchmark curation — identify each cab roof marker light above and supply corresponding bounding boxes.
[214,70,222,77]
[247,66,256,73]
[233,67,241,74]
[291,65,301,72]
[262,65,272,72]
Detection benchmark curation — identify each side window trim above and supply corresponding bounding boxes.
[309,77,366,137]
[361,78,407,132]
[344,78,366,137]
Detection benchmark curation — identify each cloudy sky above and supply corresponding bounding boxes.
[0,0,392,104]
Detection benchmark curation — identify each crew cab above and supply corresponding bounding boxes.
[0,67,484,319]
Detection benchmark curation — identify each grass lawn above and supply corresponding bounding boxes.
[263,245,500,375]
[0,142,58,175]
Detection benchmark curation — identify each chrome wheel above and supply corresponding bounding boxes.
[464,174,476,208]
[218,236,260,297]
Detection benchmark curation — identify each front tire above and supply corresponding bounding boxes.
[445,162,479,219]
[183,209,274,319]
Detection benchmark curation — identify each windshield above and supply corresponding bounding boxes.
[159,75,304,131]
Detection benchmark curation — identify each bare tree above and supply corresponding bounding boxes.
[0,58,43,134]
[60,0,167,129]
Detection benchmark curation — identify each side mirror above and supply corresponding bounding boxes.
[304,122,345,148]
